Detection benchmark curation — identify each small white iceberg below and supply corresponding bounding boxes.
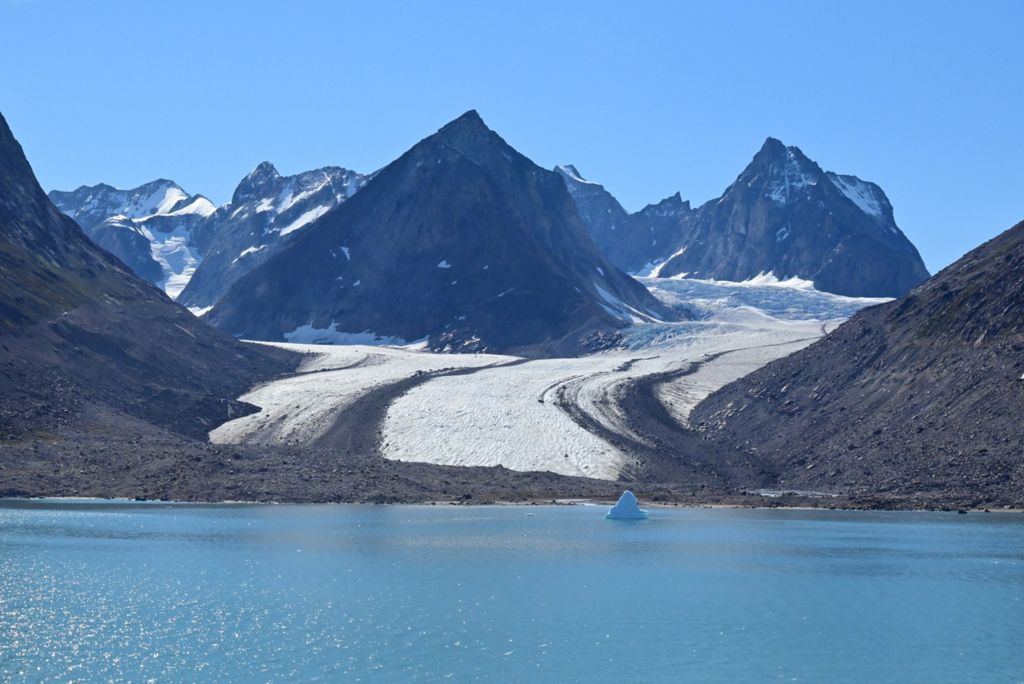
[605,490,648,520]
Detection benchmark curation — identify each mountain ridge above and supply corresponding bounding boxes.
[557,137,930,297]
[206,111,674,355]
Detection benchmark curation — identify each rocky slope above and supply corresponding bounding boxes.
[691,218,1024,506]
[0,111,295,442]
[560,138,930,297]
[207,111,673,354]
[554,164,691,275]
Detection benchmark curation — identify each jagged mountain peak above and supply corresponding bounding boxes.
[232,161,281,203]
[756,135,791,155]
[555,164,587,182]
[639,192,690,215]
[178,161,368,308]
[247,160,280,178]
[561,136,929,296]
[738,138,825,205]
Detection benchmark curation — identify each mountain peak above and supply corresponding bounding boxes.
[232,161,281,203]
[434,109,494,142]
[246,161,280,180]
[450,108,484,125]
[738,138,823,202]
[423,109,526,172]
[554,164,586,182]
[639,191,690,216]
[759,136,787,154]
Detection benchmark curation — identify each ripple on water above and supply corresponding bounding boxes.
[1,502,1023,682]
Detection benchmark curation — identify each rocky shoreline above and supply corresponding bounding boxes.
[2,405,1016,512]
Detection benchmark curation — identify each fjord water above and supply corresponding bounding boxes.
[1,502,1022,682]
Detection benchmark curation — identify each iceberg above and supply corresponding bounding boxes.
[605,490,648,520]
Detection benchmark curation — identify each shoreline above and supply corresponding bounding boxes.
[3,494,1020,514]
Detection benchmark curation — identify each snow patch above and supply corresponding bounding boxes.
[828,173,889,225]
[651,247,687,277]
[595,284,653,324]
[278,205,331,236]
[767,148,818,205]
[283,323,410,346]
[232,245,266,263]
[738,271,817,289]
[146,222,202,300]
[555,164,597,185]
[165,196,215,217]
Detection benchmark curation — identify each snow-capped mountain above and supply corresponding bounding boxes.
[559,138,930,298]
[207,111,674,354]
[176,163,367,310]
[49,180,214,297]
[48,179,214,231]
[50,165,368,305]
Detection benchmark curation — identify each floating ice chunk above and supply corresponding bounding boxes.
[605,490,647,520]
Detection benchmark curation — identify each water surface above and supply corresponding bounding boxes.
[1,501,1022,682]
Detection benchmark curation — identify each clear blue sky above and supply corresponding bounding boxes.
[2,0,1022,272]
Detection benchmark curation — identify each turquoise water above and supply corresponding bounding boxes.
[1,501,1022,682]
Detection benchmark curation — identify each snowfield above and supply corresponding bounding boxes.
[209,345,508,446]
[380,318,825,478]
[210,279,887,480]
[383,355,628,479]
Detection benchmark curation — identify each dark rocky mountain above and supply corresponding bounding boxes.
[207,111,673,354]
[49,180,214,296]
[177,163,368,310]
[691,218,1024,506]
[559,138,930,297]
[554,165,690,274]
[0,111,294,442]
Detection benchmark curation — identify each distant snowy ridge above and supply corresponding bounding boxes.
[50,162,369,305]
[49,180,215,298]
